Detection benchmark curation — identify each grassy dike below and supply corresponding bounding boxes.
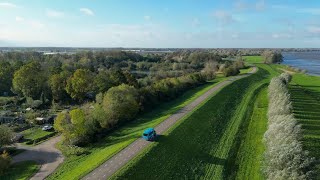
[48,77,230,179]
[234,87,268,180]
[113,65,273,179]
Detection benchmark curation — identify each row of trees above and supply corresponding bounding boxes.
[9,61,139,104]
[264,73,313,179]
[54,71,210,146]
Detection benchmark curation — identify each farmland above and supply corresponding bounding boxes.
[47,77,228,179]
[289,73,320,177]
[113,64,274,179]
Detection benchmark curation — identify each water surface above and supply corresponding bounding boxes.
[282,52,320,76]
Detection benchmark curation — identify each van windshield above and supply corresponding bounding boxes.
[143,133,148,136]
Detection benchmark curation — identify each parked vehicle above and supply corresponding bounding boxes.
[142,128,156,141]
[42,124,53,131]
[11,133,24,142]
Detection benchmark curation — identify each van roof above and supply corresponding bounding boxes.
[143,128,154,134]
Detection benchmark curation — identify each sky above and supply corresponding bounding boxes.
[0,0,320,48]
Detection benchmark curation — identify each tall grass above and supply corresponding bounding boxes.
[264,73,313,179]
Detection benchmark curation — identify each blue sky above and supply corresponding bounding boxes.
[0,0,320,48]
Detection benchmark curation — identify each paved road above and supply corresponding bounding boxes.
[83,67,257,180]
[12,136,64,180]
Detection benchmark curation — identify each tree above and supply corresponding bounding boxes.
[12,61,47,99]
[0,61,14,95]
[262,50,283,64]
[103,84,139,126]
[94,71,113,93]
[49,72,70,102]
[66,69,95,101]
[202,61,218,80]
[124,71,139,88]
[109,69,127,86]
[0,125,13,148]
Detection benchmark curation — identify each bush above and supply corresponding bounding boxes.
[264,74,313,179]
[60,145,88,156]
[0,151,11,175]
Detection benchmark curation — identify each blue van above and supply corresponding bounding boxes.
[142,128,156,141]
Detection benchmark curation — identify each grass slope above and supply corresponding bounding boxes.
[2,161,40,180]
[114,66,270,179]
[289,73,320,178]
[234,87,268,180]
[48,77,228,180]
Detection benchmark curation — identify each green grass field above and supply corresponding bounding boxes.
[289,73,320,178]
[113,65,272,179]
[48,77,229,180]
[2,161,40,180]
[21,127,56,145]
[243,56,264,64]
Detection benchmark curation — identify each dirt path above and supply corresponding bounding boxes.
[12,136,64,180]
[83,67,257,180]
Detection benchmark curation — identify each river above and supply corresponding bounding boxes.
[282,51,320,76]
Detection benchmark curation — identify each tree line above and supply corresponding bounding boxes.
[264,73,313,179]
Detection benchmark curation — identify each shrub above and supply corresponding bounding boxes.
[60,145,88,156]
[0,151,11,175]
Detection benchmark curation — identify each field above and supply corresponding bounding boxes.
[243,56,264,64]
[48,77,229,179]
[113,65,272,179]
[2,161,40,180]
[21,127,56,145]
[289,73,320,177]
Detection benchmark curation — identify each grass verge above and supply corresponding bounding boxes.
[1,161,40,180]
[47,77,229,179]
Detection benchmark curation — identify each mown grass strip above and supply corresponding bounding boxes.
[113,67,270,179]
[290,85,320,178]
[2,161,40,180]
[48,77,229,180]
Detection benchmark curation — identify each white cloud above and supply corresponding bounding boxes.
[46,9,64,18]
[272,33,292,39]
[191,18,200,27]
[80,8,94,16]
[29,21,45,29]
[144,15,151,21]
[0,2,17,8]
[212,10,235,24]
[299,8,320,15]
[15,16,24,22]
[255,0,265,11]
[307,26,320,34]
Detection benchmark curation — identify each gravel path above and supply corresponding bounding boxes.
[83,67,257,180]
[12,136,64,180]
